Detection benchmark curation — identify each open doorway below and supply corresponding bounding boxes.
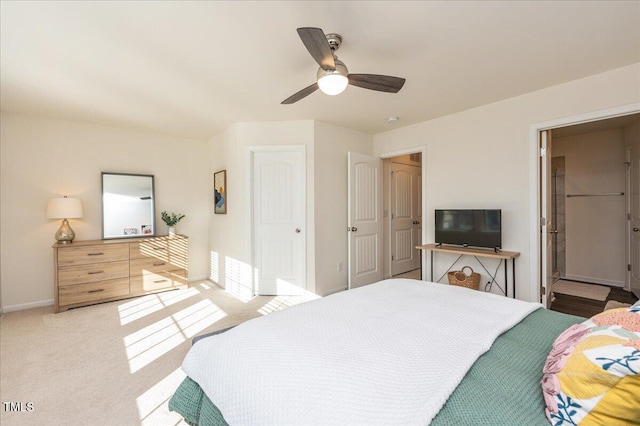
[541,114,639,317]
[383,152,423,280]
[346,147,426,289]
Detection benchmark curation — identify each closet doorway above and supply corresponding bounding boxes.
[541,113,640,317]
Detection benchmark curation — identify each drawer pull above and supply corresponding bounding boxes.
[153,247,167,251]
[153,279,169,284]
[87,289,104,293]
[153,262,166,266]
[87,252,104,256]
[87,271,104,275]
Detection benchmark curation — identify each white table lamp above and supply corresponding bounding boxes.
[47,196,83,244]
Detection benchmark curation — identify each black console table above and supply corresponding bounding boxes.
[417,244,520,298]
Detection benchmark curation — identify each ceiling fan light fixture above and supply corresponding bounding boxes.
[317,73,349,95]
[317,59,349,96]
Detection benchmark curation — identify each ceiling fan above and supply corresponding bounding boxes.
[281,27,406,104]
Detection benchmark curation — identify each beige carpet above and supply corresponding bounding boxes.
[552,279,610,301]
[604,300,632,311]
[392,268,422,280]
[0,281,317,426]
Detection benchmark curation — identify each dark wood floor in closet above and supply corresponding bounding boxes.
[550,286,638,318]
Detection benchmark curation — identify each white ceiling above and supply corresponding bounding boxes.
[1,1,639,140]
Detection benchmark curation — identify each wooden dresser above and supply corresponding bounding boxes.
[53,235,188,313]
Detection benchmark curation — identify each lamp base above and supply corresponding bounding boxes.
[55,218,76,244]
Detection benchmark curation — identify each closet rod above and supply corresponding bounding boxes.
[566,192,624,198]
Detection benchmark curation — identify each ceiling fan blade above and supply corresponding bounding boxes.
[281,82,319,104]
[348,74,406,93]
[297,27,335,70]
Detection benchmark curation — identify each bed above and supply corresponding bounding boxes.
[169,279,585,425]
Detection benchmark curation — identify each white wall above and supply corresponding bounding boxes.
[208,121,316,300]
[373,63,640,301]
[0,112,211,311]
[207,120,373,298]
[554,129,626,286]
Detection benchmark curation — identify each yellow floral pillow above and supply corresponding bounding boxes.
[541,301,640,425]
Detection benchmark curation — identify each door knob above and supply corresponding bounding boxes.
[548,229,558,234]
[634,228,639,232]
[295,228,301,233]
[351,226,358,232]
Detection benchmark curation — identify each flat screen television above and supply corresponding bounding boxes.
[435,209,502,250]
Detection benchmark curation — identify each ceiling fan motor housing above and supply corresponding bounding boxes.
[325,33,342,51]
[317,58,348,80]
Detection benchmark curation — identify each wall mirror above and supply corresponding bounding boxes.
[102,172,155,239]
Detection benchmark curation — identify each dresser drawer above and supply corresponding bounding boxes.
[57,244,129,267]
[58,260,130,286]
[130,237,188,272]
[168,238,189,269]
[130,270,187,294]
[58,278,130,306]
[130,239,170,261]
[129,257,185,276]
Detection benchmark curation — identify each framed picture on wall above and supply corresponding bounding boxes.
[214,170,227,214]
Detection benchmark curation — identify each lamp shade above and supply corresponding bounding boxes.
[46,197,83,219]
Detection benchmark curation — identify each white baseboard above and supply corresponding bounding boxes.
[2,299,54,313]
[564,274,624,288]
[188,275,209,282]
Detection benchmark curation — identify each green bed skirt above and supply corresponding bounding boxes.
[169,308,584,425]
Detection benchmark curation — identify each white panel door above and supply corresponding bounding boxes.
[540,130,554,307]
[629,144,640,298]
[390,163,421,275]
[253,150,305,295]
[348,152,383,289]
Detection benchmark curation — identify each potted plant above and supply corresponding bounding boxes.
[161,211,185,235]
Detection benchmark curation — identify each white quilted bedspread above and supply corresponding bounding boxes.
[182,279,540,425]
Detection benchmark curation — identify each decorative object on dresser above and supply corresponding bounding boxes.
[46,196,83,244]
[214,170,226,214]
[161,211,185,235]
[53,234,188,313]
[102,172,155,239]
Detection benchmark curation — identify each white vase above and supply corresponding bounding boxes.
[168,226,176,236]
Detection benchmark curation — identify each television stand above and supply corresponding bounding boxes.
[416,244,520,298]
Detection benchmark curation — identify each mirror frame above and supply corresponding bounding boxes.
[101,172,156,240]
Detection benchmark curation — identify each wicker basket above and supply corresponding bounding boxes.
[447,266,481,290]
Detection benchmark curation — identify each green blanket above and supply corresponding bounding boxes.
[169,308,583,425]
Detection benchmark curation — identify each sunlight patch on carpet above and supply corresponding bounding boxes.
[124,299,226,373]
[136,367,186,425]
[258,290,320,316]
[118,287,201,325]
